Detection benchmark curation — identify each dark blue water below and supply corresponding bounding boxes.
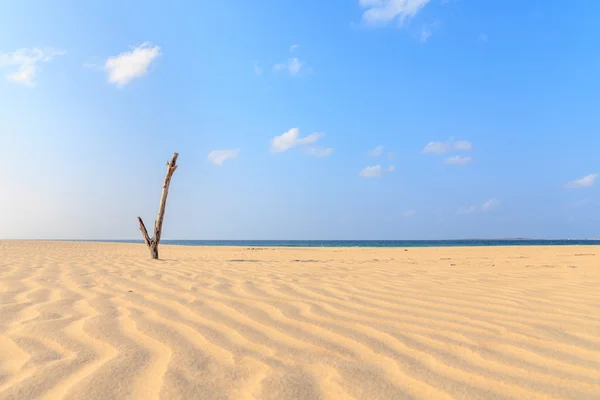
[93,239,600,248]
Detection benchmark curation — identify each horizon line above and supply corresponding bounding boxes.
[4,238,600,242]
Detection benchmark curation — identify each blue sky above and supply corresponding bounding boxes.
[1,0,599,240]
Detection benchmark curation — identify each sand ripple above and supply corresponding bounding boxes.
[0,241,599,399]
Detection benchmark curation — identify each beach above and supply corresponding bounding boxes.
[0,241,598,399]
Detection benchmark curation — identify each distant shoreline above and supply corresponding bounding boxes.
[6,239,600,248]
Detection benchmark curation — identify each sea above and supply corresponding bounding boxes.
[94,239,600,248]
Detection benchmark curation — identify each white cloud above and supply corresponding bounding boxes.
[480,199,499,212]
[404,209,417,217]
[7,67,35,85]
[359,165,383,178]
[304,147,334,157]
[367,145,384,157]
[290,44,299,52]
[444,155,472,165]
[271,128,320,152]
[270,128,331,156]
[273,57,306,76]
[358,164,395,178]
[207,149,240,166]
[104,42,160,87]
[453,140,472,151]
[422,139,472,154]
[360,0,432,26]
[0,48,65,86]
[253,61,263,76]
[565,173,598,189]
[458,199,499,214]
[422,141,449,154]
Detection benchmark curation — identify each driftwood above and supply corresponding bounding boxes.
[138,152,179,259]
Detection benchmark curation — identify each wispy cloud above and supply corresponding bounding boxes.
[273,57,306,76]
[253,61,263,76]
[403,209,417,217]
[422,139,472,154]
[458,199,499,214]
[478,33,489,42]
[359,0,432,26]
[0,48,65,86]
[444,155,472,165]
[480,199,499,212]
[207,149,240,166]
[271,45,310,76]
[358,164,395,178]
[367,145,384,157]
[457,205,478,215]
[104,42,160,87]
[565,173,598,189]
[304,147,334,157]
[420,25,432,42]
[271,128,332,156]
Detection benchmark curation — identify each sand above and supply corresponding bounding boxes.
[0,241,598,400]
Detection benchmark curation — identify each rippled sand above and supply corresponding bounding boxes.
[0,241,598,399]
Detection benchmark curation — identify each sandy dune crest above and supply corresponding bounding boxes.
[0,241,599,399]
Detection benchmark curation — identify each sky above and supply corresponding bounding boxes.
[1,0,599,240]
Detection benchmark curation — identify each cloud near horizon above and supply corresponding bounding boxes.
[207,149,240,166]
[458,199,499,214]
[105,42,160,86]
[0,48,65,86]
[565,173,598,189]
[360,0,432,26]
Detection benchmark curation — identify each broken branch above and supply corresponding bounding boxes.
[138,152,179,259]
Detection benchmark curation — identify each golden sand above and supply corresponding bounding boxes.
[0,241,598,399]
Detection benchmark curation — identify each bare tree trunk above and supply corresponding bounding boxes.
[138,152,179,259]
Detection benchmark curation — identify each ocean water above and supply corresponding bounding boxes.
[96,239,600,248]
